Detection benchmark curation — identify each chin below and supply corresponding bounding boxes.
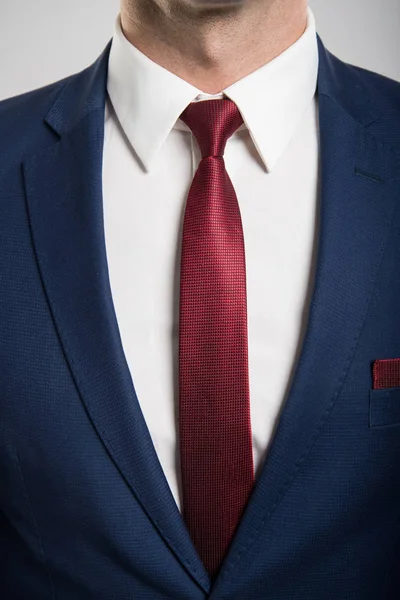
[188,0,244,5]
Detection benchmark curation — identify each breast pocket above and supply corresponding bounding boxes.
[369,386,400,427]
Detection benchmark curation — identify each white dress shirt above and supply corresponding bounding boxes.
[103,6,320,511]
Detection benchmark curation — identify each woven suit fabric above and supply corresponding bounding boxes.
[178,98,255,579]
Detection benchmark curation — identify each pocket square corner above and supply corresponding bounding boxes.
[372,357,400,389]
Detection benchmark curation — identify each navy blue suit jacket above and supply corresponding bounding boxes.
[1,33,400,599]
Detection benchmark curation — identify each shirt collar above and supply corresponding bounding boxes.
[107,6,318,173]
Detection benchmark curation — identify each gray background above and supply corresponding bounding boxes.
[0,0,399,101]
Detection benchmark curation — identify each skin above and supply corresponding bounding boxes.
[120,0,308,94]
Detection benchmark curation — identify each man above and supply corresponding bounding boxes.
[0,0,399,597]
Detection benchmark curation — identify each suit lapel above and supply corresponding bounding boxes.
[22,34,400,594]
[22,41,211,593]
[210,36,400,592]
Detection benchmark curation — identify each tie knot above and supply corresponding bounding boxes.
[179,98,244,159]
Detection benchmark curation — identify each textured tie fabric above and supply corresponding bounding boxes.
[178,98,255,579]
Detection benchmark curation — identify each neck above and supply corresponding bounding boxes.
[120,0,308,94]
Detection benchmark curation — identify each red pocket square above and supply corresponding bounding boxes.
[373,358,400,389]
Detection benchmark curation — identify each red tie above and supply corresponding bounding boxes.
[178,98,255,579]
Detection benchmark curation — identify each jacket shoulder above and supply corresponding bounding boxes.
[351,62,400,113]
[317,38,400,150]
[0,74,68,112]
[344,61,400,154]
[0,71,83,174]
